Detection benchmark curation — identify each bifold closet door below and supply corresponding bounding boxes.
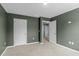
[14,18,27,46]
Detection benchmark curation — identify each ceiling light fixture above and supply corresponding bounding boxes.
[43,2,47,5]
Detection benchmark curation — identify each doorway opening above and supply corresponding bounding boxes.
[42,21,50,43]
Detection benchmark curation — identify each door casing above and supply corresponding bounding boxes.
[14,18,27,46]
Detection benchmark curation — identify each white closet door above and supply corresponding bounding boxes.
[14,18,27,46]
[49,20,56,43]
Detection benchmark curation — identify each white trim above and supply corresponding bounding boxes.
[49,39,57,44]
[1,42,39,56]
[13,18,27,46]
[25,42,39,45]
[57,44,79,54]
[2,41,79,56]
[41,20,50,43]
[42,20,50,24]
[40,42,44,44]
[5,42,39,49]
[50,41,79,54]
[49,20,56,44]
[1,47,8,56]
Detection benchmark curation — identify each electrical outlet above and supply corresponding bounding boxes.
[68,41,74,45]
[72,42,74,45]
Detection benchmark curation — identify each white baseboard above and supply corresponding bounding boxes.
[40,43,44,44]
[1,42,39,56]
[57,44,79,54]
[25,42,39,45]
[3,41,79,56]
[1,47,8,56]
[50,41,79,54]
[49,40,57,45]
[8,42,39,48]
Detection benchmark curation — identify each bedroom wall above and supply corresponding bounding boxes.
[0,4,7,55]
[51,8,79,51]
[7,13,39,46]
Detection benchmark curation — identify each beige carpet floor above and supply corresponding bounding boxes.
[2,40,79,56]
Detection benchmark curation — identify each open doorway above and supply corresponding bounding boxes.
[43,23,49,41]
[42,21,50,43]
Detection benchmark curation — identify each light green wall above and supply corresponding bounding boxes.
[7,13,39,46]
[7,14,50,46]
[51,8,79,51]
[0,5,7,55]
[0,4,50,55]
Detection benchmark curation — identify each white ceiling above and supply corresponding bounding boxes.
[1,3,79,18]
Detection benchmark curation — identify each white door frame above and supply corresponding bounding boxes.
[49,20,56,44]
[13,18,27,46]
[41,20,50,43]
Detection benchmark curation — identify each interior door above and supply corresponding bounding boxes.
[14,18,27,46]
[49,20,56,43]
